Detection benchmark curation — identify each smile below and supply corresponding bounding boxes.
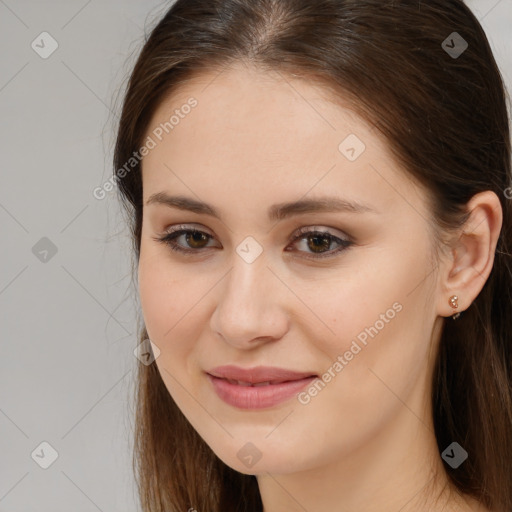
[206,365,318,409]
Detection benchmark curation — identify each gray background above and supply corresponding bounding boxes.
[1,1,511,510]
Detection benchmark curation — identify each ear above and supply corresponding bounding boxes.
[437,190,503,318]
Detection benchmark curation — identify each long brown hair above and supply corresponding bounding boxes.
[113,1,512,510]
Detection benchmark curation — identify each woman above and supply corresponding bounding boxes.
[114,1,512,510]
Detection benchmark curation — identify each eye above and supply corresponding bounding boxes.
[286,226,353,260]
[153,224,353,259]
[154,224,218,254]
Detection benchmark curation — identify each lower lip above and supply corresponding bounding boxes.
[207,374,317,409]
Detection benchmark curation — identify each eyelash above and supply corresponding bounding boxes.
[153,224,354,260]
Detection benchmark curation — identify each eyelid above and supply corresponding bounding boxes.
[291,225,350,240]
[165,223,213,235]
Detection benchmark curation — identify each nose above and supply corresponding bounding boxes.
[209,252,289,350]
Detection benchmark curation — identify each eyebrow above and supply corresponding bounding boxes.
[145,192,379,221]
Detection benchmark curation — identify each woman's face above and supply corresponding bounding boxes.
[138,62,445,475]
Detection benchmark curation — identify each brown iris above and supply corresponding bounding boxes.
[186,230,210,249]
[306,233,332,253]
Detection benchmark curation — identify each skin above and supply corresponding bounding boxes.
[137,61,502,512]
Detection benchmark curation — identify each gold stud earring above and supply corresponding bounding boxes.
[449,295,461,320]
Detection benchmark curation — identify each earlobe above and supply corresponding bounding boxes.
[438,190,503,319]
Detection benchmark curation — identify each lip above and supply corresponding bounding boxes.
[206,365,318,409]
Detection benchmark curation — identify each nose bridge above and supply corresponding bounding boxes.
[210,248,288,347]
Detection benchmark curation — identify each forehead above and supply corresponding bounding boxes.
[147,62,366,145]
[141,63,430,222]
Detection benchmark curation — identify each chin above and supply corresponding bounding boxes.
[221,457,288,476]
[207,438,307,476]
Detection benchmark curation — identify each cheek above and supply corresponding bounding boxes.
[138,256,202,410]
[138,253,169,341]
[305,246,432,394]
[137,247,217,385]
[138,248,193,350]
[300,262,397,350]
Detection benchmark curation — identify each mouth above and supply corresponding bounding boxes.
[221,379,300,386]
[206,365,318,409]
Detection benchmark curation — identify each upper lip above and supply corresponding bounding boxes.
[207,365,317,384]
